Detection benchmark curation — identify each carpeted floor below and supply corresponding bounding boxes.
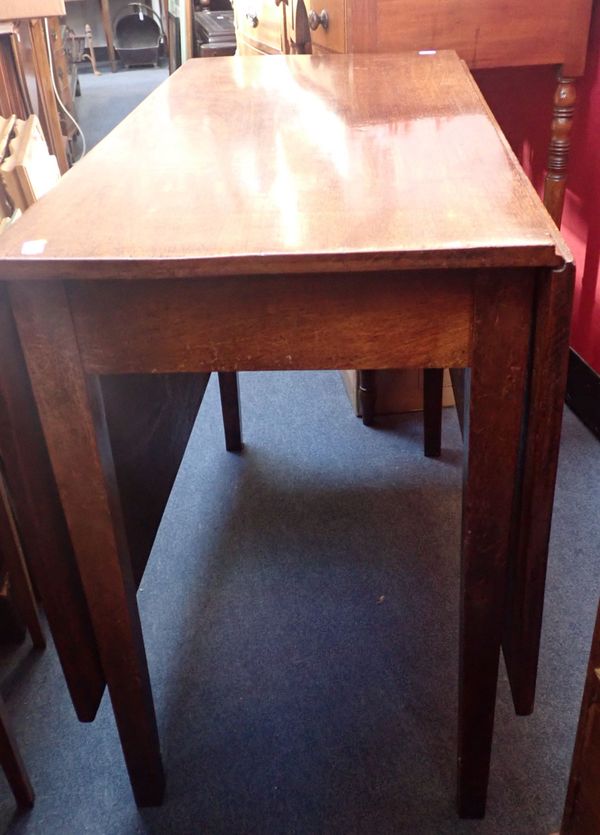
[74,65,169,152]
[0,68,598,835]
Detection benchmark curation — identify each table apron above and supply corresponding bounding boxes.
[65,272,474,375]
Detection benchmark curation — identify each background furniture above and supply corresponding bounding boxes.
[0,466,46,810]
[0,51,573,819]
[0,18,72,173]
[65,0,117,71]
[560,596,600,834]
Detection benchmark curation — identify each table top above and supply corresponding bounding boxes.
[0,51,570,281]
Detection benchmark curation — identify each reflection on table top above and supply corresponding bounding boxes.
[0,51,570,280]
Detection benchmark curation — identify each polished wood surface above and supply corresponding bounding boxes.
[503,263,576,715]
[457,271,532,817]
[67,272,472,373]
[0,52,567,279]
[347,0,592,75]
[0,284,105,722]
[9,280,165,807]
[1,52,574,817]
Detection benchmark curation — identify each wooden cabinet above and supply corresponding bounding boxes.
[345,0,592,75]
[238,0,592,75]
[234,0,287,55]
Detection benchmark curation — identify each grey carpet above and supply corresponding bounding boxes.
[74,66,168,152]
[0,372,598,834]
[0,69,598,834]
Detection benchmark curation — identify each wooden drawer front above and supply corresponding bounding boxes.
[235,0,285,54]
[305,0,346,53]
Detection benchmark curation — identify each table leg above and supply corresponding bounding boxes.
[218,372,243,452]
[543,73,577,227]
[457,271,533,818]
[0,696,34,808]
[99,0,117,72]
[0,284,104,722]
[359,369,376,426]
[502,264,575,715]
[9,282,164,807]
[0,471,46,650]
[423,368,444,457]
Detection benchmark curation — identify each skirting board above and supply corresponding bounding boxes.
[565,349,600,441]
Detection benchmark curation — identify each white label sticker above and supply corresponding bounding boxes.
[21,239,47,256]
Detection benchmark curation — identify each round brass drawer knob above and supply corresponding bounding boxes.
[308,9,329,30]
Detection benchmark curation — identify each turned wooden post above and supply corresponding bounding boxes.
[543,74,577,227]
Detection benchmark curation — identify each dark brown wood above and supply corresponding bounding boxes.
[0,53,567,282]
[67,274,473,375]
[457,270,533,818]
[218,372,243,452]
[543,75,577,226]
[359,370,376,426]
[0,470,45,650]
[450,368,466,439]
[423,368,444,457]
[101,373,211,586]
[0,695,34,808]
[561,598,600,834]
[9,281,165,807]
[0,53,572,816]
[342,0,593,75]
[502,264,575,715]
[0,283,104,722]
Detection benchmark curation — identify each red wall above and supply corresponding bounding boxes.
[472,1,600,374]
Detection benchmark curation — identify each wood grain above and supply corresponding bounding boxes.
[457,270,533,818]
[0,283,104,722]
[0,52,566,281]
[9,280,165,807]
[67,273,473,375]
[502,264,575,715]
[347,0,592,75]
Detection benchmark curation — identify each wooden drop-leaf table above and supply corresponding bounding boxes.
[0,52,574,817]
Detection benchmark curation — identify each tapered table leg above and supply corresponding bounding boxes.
[218,372,243,452]
[359,370,376,426]
[0,472,45,650]
[0,696,34,808]
[502,264,575,715]
[423,368,444,457]
[9,282,164,807]
[0,284,104,722]
[457,271,533,817]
